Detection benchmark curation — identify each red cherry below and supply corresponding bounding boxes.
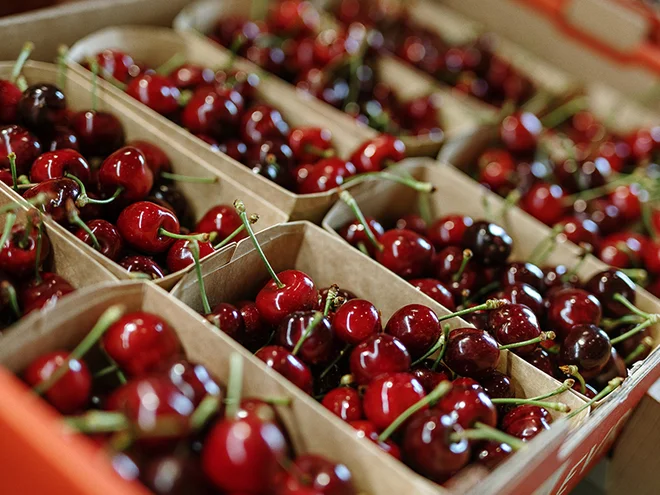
[376,229,434,279]
[0,125,42,174]
[255,345,313,394]
[322,387,363,422]
[521,182,567,225]
[496,282,544,318]
[74,219,124,261]
[523,348,556,376]
[349,334,411,385]
[559,324,612,379]
[240,104,290,145]
[98,147,154,202]
[435,385,497,428]
[101,312,182,377]
[363,372,426,430]
[24,351,91,414]
[487,304,541,355]
[546,288,602,340]
[350,420,401,459]
[444,327,500,378]
[288,127,334,163]
[255,269,318,326]
[126,74,181,115]
[95,49,139,83]
[23,178,82,223]
[557,216,600,251]
[427,214,473,249]
[236,300,271,351]
[181,87,241,137]
[500,111,542,153]
[610,183,646,221]
[411,361,451,394]
[409,278,456,310]
[276,311,335,365]
[0,222,50,276]
[195,204,246,243]
[19,273,74,314]
[339,217,384,256]
[0,80,22,124]
[478,148,516,193]
[598,232,648,268]
[128,140,172,178]
[385,304,441,359]
[30,150,91,184]
[478,370,515,399]
[462,221,512,266]
[297,157,356,194]
[117,201,181,254]
[40,126,79,152]
[18,84,67,131]
[475,442,514,470]
[157,358,223,406]
[168,63,214,89]
[350,135,406,173]
[69,110,125,158]
[332,299,381,345]
[584,269,636,318]
[119,255,166,279]
[166,238,215,273]
[275,454,356,495]
[501,405,552,441]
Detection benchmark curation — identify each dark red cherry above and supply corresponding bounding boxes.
[436,385,497,428]
[117,201,180,254]
[275,454,356,495]
[409,278,455,310]
[240,104,289,145]
[462,221,512,266]
[206,302,244,341]
[557,216,600,251]
[521,182,567,226]
[598,232,647,268]
[501,405,551,441]
[332,299,381,345]
[196,204,245,243]
[297,157,356,194]
[349,135,406,173]
[385,304,441,359]
[590,347,628,390]
[276,311,334,365]
[478,148,516,193]
[255,345,313,394]
[236,300,270,351]
[126,74,181,115]
[69,110,125,158]
[0,125,42,174]
[339,217,384,256]
[546,288,602,340]
[487,304,541,355]
[542,265,579,293]
[128,140,172,178]
[166,238,215,273]
[98,147,154,202]
[39,125,79,152]
[584,269,636,318]
[349,334,411,385]
[522,348,556,376]
[427,215,473,250]
[24,350,91,414]
[474,442,513,470]
[18,84,67,130]
[23,178,81,223]
[30,149,91,184]
[74,219,123,261]
[500,112,542,153]
[478,370,514,399]
[157,358,223,406]
[500,262,544,291]
[95,49,139,83]
[0,222,50,276]
[169,63,215,89]
[609,183,645,221]
[411,361,451,394]
[0,80,22,124]
[644,241,660,276]
[119,255,166,279]
[322,387,363,422]
[497,283,544,318]
[101,312,182,377]
[288,127,334,163]
[363,372,426,430]
[141,455,210,495]
[444,327,500,378]
[376,229,434,279]
[181,88,241,137]
[317,286,356,312]
[19,273,74,314]
[350,420,401,459]
[395,214,427,236]
[559,324,612,379]
[255,269,318,326]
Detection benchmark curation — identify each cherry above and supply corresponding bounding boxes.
[395,214,427,236]
[644,241,660,276]
[275,454,356,495]
[322,387,363,422]
[363,372,426,430]
[205,302,245,342]
[119,255,166,279]
[117,201,184,254]
[349,334,411,385]
[478,148,516,193]
[166,238,215,273]
[245,144,295,189]
[297,157,356,194]
[98,147,154,202]
[350,135,406,173]
[375,229,434,279]
[411,362,451,394]
[169,63,215,89]
[141,455,210,495]
[74,219,124,261]
[0,222,50,276]
[474,442,513,470]
[487,304,541,355]
[523,348,556,376]
[332,299,381,345]
[436,385,497,428]
[462,221,512,266]
[478,370,515,399]
[546,288,602,340]
[181,87,241,137]
[385,304,441,359]
[497,283,544,317]
[521,182,567,226]
[24,350,91,414]
[0,125,42,174]
[126,74,181,115]
[598,232,647,268]
[39,125,80,153]
[69,110,125,158]
[23,178,81,223]
[254,269,318,326]
[586,199,624,236]
[444,328,500,378]
[500,261,544,291]
[276,311,335,365]
[339,216,385,256]
[128,140,172,178]
[409,278,455,310]
[589,347,627,390]
[20,273,75,314]
[501,404,552,441]
[240,104,289,145]
[350,420,401,459]
[0,80,22,125]
[402,412,470,483]
[30,149,91,184]
[542,265,578,293]
[557,216,600,251]
[288,127,334,163]
[216,138,247,162]
[609,183,645,221]
[500,112,542,154]
[255,345,313,394]
[559,324,612,379]
[157,358,223,406]
[318,286,356,311]
[427,214,474,250]
[95,49,140,83]
[433,247,476,289]
[584,269,636,318]
[196,204,246,242]
[101,312,182,377]
[18,83,67,130]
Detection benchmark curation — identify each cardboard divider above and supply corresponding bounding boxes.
[67,26,380,222]
[171,0,493,157]
[170,220,587,493]
[0,280,437,495]
[1,61,288,289]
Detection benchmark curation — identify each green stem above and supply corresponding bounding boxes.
[213,215,257,250]
[412,325,449,366]
[561,175,638,206]
[57,45,68,90]
[566,377,624,420]
[356,242,370,256]
[339,190,383,252]
[463,281,501,305]
[1,281,21,320]
[489,397,570,412]
[378,381,452,442]
[64,411,129,433]
[526,379,575,401]
[93,364,118,379]
[304,145,335,159]
[8,152,18,192]
[225,353,243,420]
[190,240,212,315]
[88,58,99,113]
[612,293,652,320]
[34,305,125,395]
[11,42,34,84]
[540,97,588,129]
[0,213,17,254]
[528,225,563,265]
[452,249,473,283]
[603,314,645,331]
[18,212,34,250]
[159,171,218,184]
[437,298,508,323]
[418,192,433,226]
[344,171,435,193]
[155,53,186,76]
[319,343,351,379]
[323,285,339,317]
[624,337,654,365]
[292,312,324,356]
[499,331,556,351]
[431,325,451,370]
[455,422,526,451]
[559,365,586,395]
[158,229,211,242]
[190,394,221,431]
[610,317,658,345]
[68,206,100,250]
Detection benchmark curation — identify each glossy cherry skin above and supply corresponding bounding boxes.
[558,216,601,251]
[478,370,515,399]
[297,157,356,194]
[523,348,556,376]
[0,223,51,277]
[350,420,401,459]
[433,246,477,290]
[427,215,473,250]
[141,455,210,495]
[255,269,318,326]
[240,104,290,145]
[584,269,636,318]
[234,300,270,351]
[95,49,139,83]
[521,183,567,226]
[0,80,22,124]
[475,442,514,470]
[590,347,628,391]
[322,387,363,422]
[409,278,456,310]
[376,229,434,279]
[128,139,172,178]
[117,201,180,254]
[0,125,42,174]
[74,219,124,261]
[436,385,497,428]
[339,217,385,256]
[39,125,79,153]
[119,255,166,279]
[23,177,82,223]
[444,327,501,378]
[98,147,154,202]
[30,149,92,185]
[255,345,313,394]
[363,372,426,430]
[195,204,245,242]
[609,183,645,221]
[402,412,470,483]
[19,273,75,314]
[69,110,125,158]
[18,84,67,130]
[275,454,356,495]
[546,288,602,340]
[497,283,544,318]
[501,262,544,291]
[156,358,223,406]
[384,304,441,359]
[501,405,552,441]
[349,334,412,385]
[206,302,244,342]
[332,299,381,345]
[166,238,215,273]
[101,312,182,377]
[462,221,512,266]
[24,351,91,414]
[500,112,542,154]
[169,63,215,89]
[559,324,612,378]
[126,74,181,115]
[350,135,406,173]
[598,232,648,268]
[478,148,516,193]
[276,311,335,365]
[288,127,333,163]
[181,88,241,137]
[411,362,451,394]
[487,304,541,355]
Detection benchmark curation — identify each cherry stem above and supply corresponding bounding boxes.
[190,239,212,315]
[11,42,33,84]
[378,381,452,443]
[540,97,588,129]
[65,172,122,207]
[499,331,556,351]
[619,268,648,285]
[624,337,654,365]
[97,64,127,91]
[319,343,351,379]
[225,353,244,420]
[158,229,211,243]
[18,212,34,250]
[67,203,100,251]
[412,324,449,366]
[0,281,20,320]
[0,213,17,255]
[57,45,68,90]
[292,311,324,356]
[566,377,624,420]
[33,215,44,283]
[432,325,451,370]
[234,199,284,288]
[323,284,339,317]
[437,298,508,323]
[214,215,258,250]
[33,305,125,396]
[489,397,570,412]
[560,245,592,282]
[603,314,645,331]
[452,422,526,451]
[190,394,221,431]
[452,249,473,283]
[344,171,435,193]
[559,365,587,395]
[463,281,501,305]
[418,191,433,226]
[610,316,658,345]
[155,52,186,76]
[93,364,118,379]
[304,145,335,158]
[5,152,19,192]
[528,224,563,266]
[562,174,638,206]
[339,190,383,252]
[356,242,370,256]
[159,171,218,184]
[64,411,129,433]
[613,293,651,319]
[527,379,575,401]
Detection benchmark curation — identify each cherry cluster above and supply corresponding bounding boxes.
[337,198,654,396]
[331,0,536,108]
[21,306,357,495]
[472,108,660,298]
[207,0,443,137]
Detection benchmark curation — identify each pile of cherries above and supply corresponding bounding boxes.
[336,193,656,398]
[21,305,357,494]
[331,0,537,108]
[207,0,443,138]
[470,106,660,298]
[184,200,618,485]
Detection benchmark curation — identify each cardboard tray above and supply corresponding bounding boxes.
[67,25,378,222]
[170,220,587,495]
[1,61,288,289]
[322,158,660,494]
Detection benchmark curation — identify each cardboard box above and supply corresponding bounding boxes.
[1,61,288,289]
